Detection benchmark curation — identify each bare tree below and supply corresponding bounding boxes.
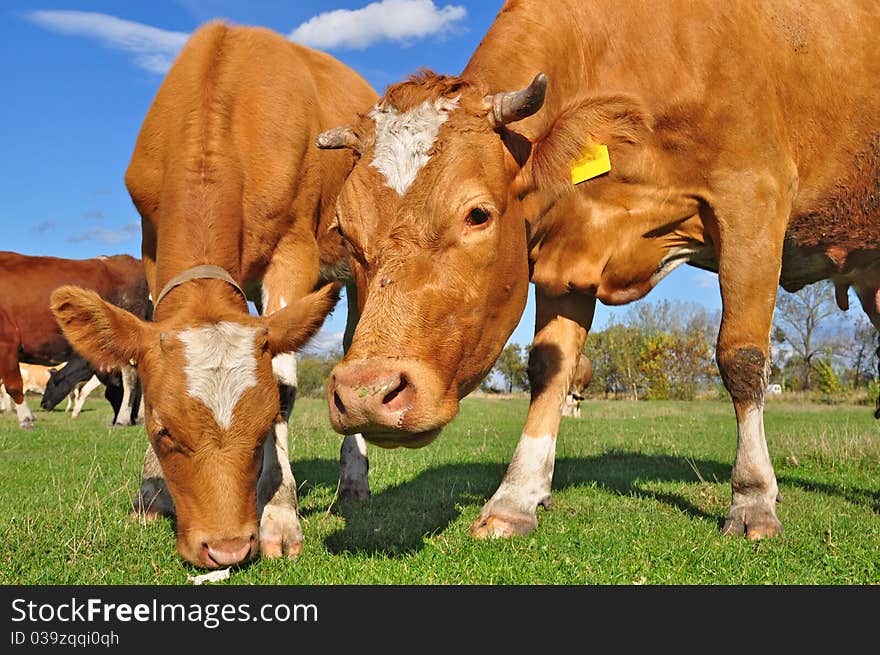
[773,282,839,390]
[846,315,879,389]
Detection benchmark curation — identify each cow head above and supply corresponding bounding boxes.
[317,73,555,448]
[319,70,706,448]
[50,283,337,567]
[40,368,69,411]
[40,357,93,411]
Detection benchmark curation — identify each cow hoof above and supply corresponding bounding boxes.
[721,505,782,540]
[259,504,303,559]
[339,479,371,502]
[469,511,538,539]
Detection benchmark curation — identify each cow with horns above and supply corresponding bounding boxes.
[317,0,880,541]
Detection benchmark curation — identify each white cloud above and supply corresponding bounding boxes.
[25,10,188,73]
[290,0,466,50]
[68,221,140,245]
[301,328,344,354]
[694,270,718,289]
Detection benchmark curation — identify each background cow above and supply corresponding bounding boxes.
[20,363,57,395]
[52,22,377,568]
[318,0,879,541]
[561,354,593,419]
[0,251,149,429]
[41,354,143,425]
[1,364,59,412]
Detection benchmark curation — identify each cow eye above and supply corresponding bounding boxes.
[155,427,176,452]
[466,206,492,227]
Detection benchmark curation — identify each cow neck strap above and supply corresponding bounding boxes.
[154,264,247,310]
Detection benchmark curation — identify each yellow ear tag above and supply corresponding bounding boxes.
[571,143,611,185]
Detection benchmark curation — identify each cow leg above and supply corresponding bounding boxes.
[561,394,576,418]
[0,347,32,429]
[339,280,370,501]
[71,375,101,418]
[255,231,350,554]
[112,364,137,426]
[0,385,11,414]
[133,444,175,518]
[255,281,307,558]
[471,290,595,538]
[714,178,788,540]
[15,399,35,429]
[256,352,303,558]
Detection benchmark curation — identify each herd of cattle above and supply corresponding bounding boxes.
[0,253,149,429]
[2,1,878,569]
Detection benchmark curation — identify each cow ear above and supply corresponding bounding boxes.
[517,94,651,192]
[265,283,341,356]
[51,286,149,370]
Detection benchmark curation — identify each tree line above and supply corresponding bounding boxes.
[293,281,878,402]
[481,281,878,401]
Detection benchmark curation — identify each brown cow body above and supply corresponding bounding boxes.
[0,252,148,428]
[52,22,376,567]
[321,0,879,541]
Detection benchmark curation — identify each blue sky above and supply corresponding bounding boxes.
[1,1,722,352]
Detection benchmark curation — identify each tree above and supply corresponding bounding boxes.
[296,349,342,398]
[639,329,715,400]
[584,322,644,399]
[584,300,720,400]
[814,354,841,394]
[494,343,528,393]
[773,282,840,391]
[845,315,879,389]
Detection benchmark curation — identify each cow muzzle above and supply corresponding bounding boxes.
[179,527,258,569]
[328,357,453,448]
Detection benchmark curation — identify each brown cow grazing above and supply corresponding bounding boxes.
[561,355,592,419]
[0,252,148,429]
[318,0,880,541]
[51,22,377,568]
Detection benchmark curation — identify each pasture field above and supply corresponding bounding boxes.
[0,395,878,585]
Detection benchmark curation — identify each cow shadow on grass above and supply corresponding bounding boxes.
[292,451,880,557]
[294,451,732,557]
[776,473,880,515]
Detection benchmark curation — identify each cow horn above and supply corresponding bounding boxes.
[487,72,548,128]
[316,126,360,151]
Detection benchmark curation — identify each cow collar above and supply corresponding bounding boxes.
[154,264,247,310]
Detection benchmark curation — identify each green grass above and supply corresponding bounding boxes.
[1,394,878,584]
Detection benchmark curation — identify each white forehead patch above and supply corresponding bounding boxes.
[178,321,259,430]
[369,96,460,195]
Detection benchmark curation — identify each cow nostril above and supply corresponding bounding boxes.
[334,390,346,415]
[382,375,409,406]
[203,537,253,567]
